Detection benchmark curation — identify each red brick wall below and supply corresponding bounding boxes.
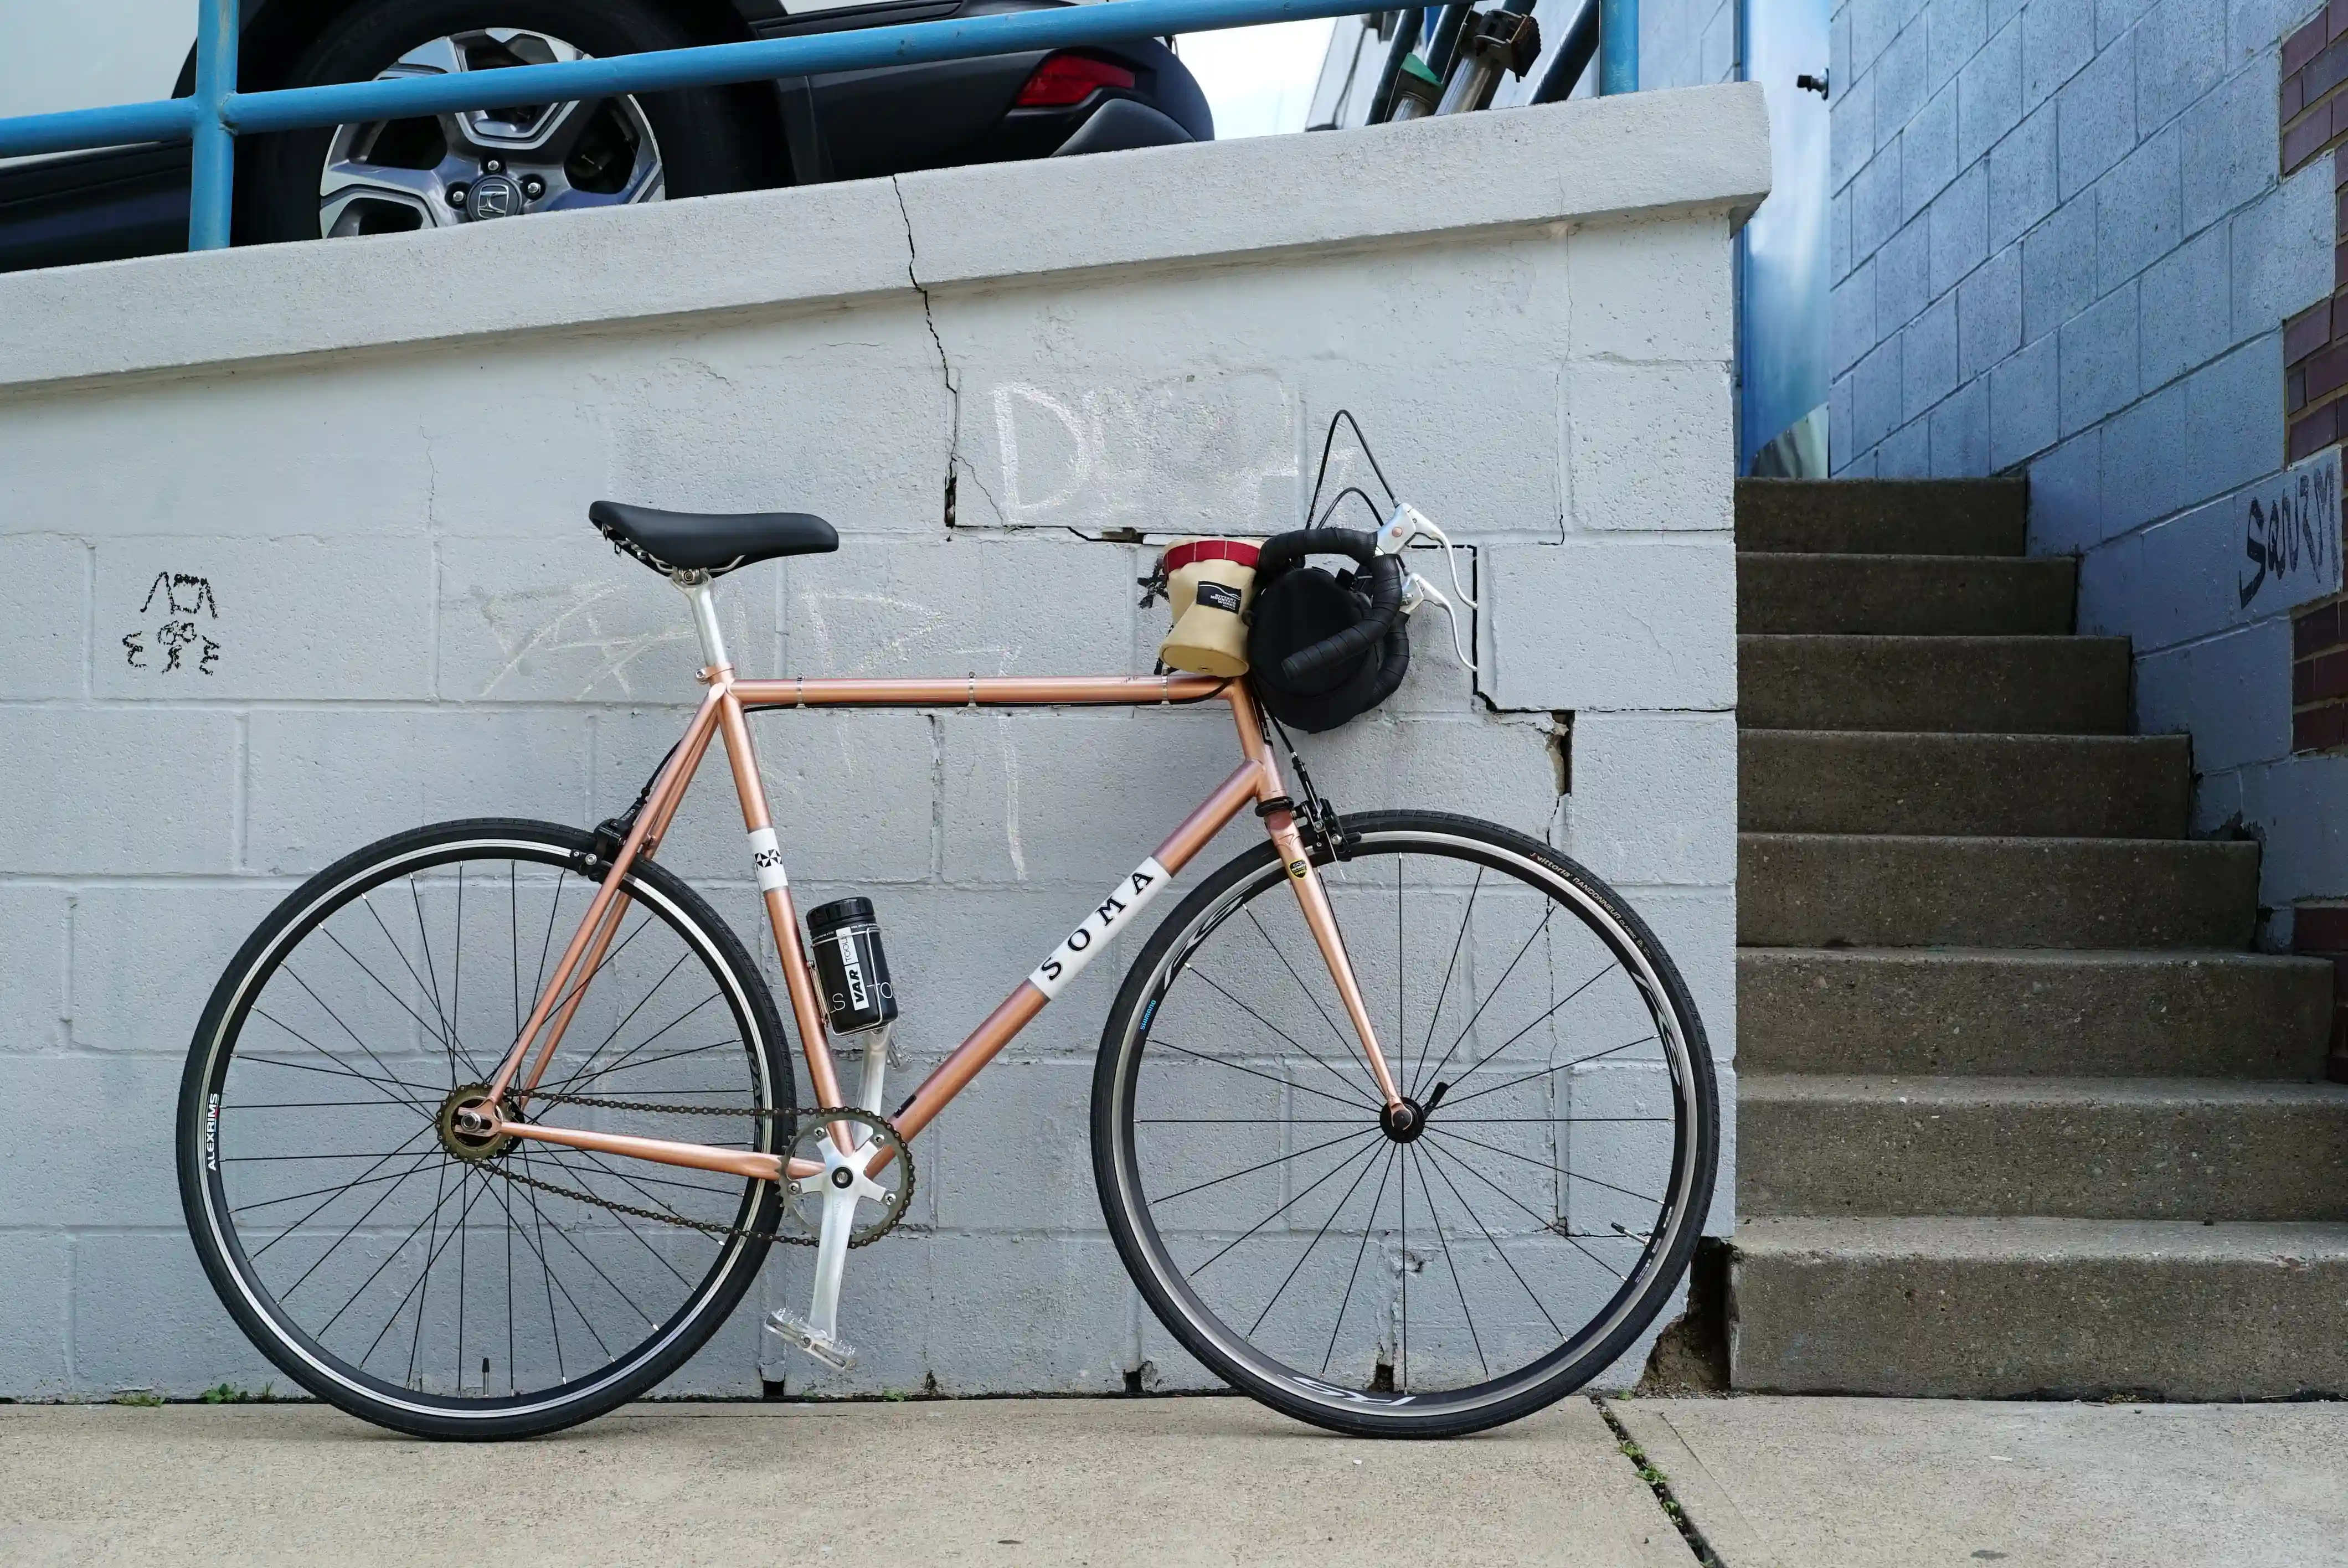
[2282,4,2348,176]
[2290,904,2348,1081]
[2294,594,2348,750]
[2282,148,2348,459]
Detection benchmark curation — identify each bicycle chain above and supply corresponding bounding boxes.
[483,1095,913,1250]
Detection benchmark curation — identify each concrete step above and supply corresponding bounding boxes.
[1739,833,2259,948]
[1735,478,2028,556]
[1739,1075,2348,1221]
[1738,948,2336,1078]
[1728,1215,2348,1399]
[1741,731,2190,837]
[1739,553,2076,636]
[1739,635,2131,734]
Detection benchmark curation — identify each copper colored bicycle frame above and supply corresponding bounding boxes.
[470,590,1407,1186]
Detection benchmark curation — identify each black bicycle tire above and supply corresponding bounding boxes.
[1091,809,1718,1438]
[177,817,795,1440]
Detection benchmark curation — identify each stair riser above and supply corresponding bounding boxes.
[1739,952,2335,1077]
[1739,836,2259,949]
[1740,733,2190,838]
[1739,637,2132,734]
[1729,1247,2348,1399]
[1740,555,2076,636]
[1741,1094,2348,1221]
[1737,479,2028,556]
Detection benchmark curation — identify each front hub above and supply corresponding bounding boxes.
[1379,1097,1429,1144]
[437,1084,517,1162]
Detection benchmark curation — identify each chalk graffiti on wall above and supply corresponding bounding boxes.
[123,571,220,675]
[986,372,1297,532]
[2240,447,2342,610]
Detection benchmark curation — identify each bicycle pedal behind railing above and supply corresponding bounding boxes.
[765,1307,858,1371]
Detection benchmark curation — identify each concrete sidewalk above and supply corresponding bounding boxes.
[1614,1396,2348,1568]
[0,1395,1687,1568]
[12,1392,2344,1565]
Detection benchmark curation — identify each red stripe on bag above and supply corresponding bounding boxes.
[1161,539,1261,571]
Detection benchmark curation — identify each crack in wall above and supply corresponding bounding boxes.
[890,175,1006,529]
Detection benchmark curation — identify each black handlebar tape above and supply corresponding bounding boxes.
[1280,553,1405,685]
[1255,527,1378,574]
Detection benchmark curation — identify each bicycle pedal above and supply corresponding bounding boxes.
[765,1307,858,1371]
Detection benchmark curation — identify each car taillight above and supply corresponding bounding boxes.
[1014,53,1137,108]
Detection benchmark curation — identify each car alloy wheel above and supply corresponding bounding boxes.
[317,28,664,238]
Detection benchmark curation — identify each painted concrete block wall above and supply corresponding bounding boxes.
[0,87,1766,1400]
[1829,0,2346,922]
[1647,0,1743,91]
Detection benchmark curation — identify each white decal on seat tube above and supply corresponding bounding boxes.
[748,828,789,894]
[1028,857,1171,1000]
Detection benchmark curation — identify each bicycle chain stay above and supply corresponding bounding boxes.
[485,1096,913,1250]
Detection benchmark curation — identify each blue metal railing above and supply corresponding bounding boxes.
[0,0,1635,254]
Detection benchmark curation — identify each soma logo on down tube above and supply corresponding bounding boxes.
[1028,857,1171,1000]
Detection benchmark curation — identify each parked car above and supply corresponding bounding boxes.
[0,0,1212,272]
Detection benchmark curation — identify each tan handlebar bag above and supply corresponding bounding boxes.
[1156,538,1261,677]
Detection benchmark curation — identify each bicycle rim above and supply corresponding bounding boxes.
[1095,812,1716,1436]
[178,820,790,1435]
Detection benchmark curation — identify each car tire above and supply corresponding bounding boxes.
[244,0,775,245]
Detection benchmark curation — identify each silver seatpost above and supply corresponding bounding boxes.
[679,575,730,670]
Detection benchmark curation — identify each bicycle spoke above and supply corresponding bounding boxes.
[1417,1136,1563,1337]
[1145,1036,1379,1115]
[1429,959,1618,1102]
[1320,1143,1396,1376]
[320,920,476,1081]
[1250,1143,1392,1338]
[1412,905,1553,1101]
[316,1159,471,1336]
[1410,1146,1489,1380]
[233,1030,442,1103]
[354,896,471,1080]
[543,949,695,1095]
[1420,1131,1630,1281]
[1398,1128,1409,1389]
[1149,1125,1381,1206]
[1244,907,1383,1102]
[1190,1137,1384,1277]
[253,992,436,1116]
[1409,867,1481,1098]
[1438,1034,1660,1111]
[409,874,465,1082]
[1185,968,1379,1111]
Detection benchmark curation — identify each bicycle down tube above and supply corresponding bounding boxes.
[465,581,1407,1183]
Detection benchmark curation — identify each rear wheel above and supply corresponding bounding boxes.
[178,818,795,1438]
[1093,811,1717,1437]
[245,0,774,244]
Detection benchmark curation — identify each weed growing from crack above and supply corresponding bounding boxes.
[199,1382,276,1404]
[1595,1397,1720,1566]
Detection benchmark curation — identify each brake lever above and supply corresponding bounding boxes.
[1402,571,1477,674]
[1377,502,1479,612]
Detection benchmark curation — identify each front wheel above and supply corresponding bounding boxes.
[1093,811,1717,1437]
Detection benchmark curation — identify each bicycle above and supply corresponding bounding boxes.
[177,493,1717,1440]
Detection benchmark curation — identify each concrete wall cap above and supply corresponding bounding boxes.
[0,84,1768,395]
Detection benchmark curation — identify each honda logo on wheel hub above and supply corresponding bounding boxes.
[466,172,524,219]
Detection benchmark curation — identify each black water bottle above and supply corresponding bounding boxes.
[807,897,897,1035]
